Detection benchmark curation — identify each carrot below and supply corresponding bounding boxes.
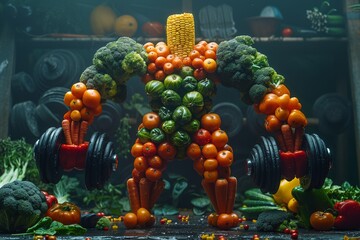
[78,121,88,144]
[62,119,72,145]
[149,180,165,209]
[294,127,304,151]
[274,130,287,152]
[281,124,294,152]
[226,177,237,214]
[215,179,228,214]
[201,179,219,213]
[139,177,152,210]
[127,178,141,213]
[71,121,80,145]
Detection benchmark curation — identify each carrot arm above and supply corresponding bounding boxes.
[274,130,287,152]
[226,177,237,214]
[127,178,141,213]
[215,179,228,214]
[281,124,294,152]
[62,119,72,145]
[70,121,80,145]
[201,179,219,213]
[149,180,165,209]
[139,177,152,210]
[294,127,304,151]
[78,121,88,145]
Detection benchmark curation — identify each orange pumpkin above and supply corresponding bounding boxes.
[114,15,138,37]
[90,5,116,35]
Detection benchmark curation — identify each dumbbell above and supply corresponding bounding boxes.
[246,133,332,193]
[34,127,118,190]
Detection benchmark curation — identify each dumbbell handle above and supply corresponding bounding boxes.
[59,143,88,171]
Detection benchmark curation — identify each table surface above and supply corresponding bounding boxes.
[1,215,359,240]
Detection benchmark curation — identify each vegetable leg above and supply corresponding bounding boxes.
[149,180,165,209]
[127,178,141,213]
[139,177,152,210]
[62,119,72,145]
[281,124,294,152]
[226,177,237,214]
[201,179,219,213]
[215,178,228,214]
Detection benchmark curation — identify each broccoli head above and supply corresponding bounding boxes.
[0,180,48,233]
[255,210,295,232]
[92,37,147,84]
[252,52,269,71]
[248,84,268,104]
[80,65,117,100]
[95,217,112,230]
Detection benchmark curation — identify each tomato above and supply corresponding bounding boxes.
[69,99,83,111]
[155,70,166,81]
[217,150,233,167]
[258,93,280,115]
[146,45,155,53]
[182,57,192,66]
[206,42,218,52]
[142,112,160,130]
[134,156,148,172]
[201,113,221,132]
[46,202,81,225]
[193,129,211,146]
[208,213,219,227]
[282,27,293,37]
[148,51,158,63]
[131,143,144,157]
[203,169,219,183]
[143,42,154,49]
[211,130,228,148]
[203,58,217,73]
[157,142,177,161]
[275,107,289,121]
[156,41,166,47]
[132,168,145,182]
[310,211,335,231]
[124,212,138,229]
[155,56,167,69]
[172,57,183,70]
[137,208,151,226]
[186,143,202,161]
[278,94,290,109]
[148,155,163,169]
[64,91,75,106]
[142,22,164,37]
[193,68,206,80]
[147,63,157,74]
[204,49,216,59]
[142,73,154,84]
[288,97,302,111]
[189,50,200,60]
[193,157,205,176]
[71,82,87,99]
[230,213,240,227]
[82,89,101,109]
[155,45,170,57]
[202,144,218,159]
[217,213,233,230]
[70,110,81,121]
[145,167,162,181]
[192,57,204,69]
[194,44,206,55]
[163,62,174,75]
[203,158,218,171]
[272,84,290,96]
[142,142,157,157]
[80,107,94,122]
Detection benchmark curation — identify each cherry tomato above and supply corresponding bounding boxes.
[193,129,212,146]
[310,211,335,231]
[142,142,157,157]
[282,27,293,37]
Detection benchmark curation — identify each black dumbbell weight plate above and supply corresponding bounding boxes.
[45,127,64,183]
[301,134,318,190]
[102,141,115,186]
[39,127,56,183]
[309,134,321,188]
[254,144,266,190]
[94,133,107,189]
[248,147,259,185]
[312,134,331,188]
[260,136,272,193]
[269,136,281,193]
[85,132,99,190]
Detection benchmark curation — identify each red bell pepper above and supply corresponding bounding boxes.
[59,143,88,171]
[41,191,58,209]
[279,150,307,180]
[334,200,360,230]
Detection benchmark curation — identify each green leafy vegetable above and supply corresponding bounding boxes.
[323,178,360,202]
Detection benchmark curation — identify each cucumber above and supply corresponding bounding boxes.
[239,206,283,219]
[242,199,277,207]
[244,189,275,202]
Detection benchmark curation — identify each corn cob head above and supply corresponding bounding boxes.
[166,13,195,58]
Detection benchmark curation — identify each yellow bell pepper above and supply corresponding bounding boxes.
[272,178,300,205]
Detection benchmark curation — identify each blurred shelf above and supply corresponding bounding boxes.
[16,35,348,49]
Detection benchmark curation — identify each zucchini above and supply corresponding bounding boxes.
[242,199,277,207]
[244,189,275,202]
[238,206,283,219]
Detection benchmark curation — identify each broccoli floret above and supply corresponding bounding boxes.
[252,52,269,71]
[234,35,255,46]
[95,217,112,230]
[248,84,268,104]
[80,65,117,100]
[254,67,276,86]
[255,210,294,232]
[92,37,147,84]
[0,180,48,233]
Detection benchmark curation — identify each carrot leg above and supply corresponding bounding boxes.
[215,179,228,214]
[139,177,152,210]
[281,124,295,152]
[274,130,287,152]
[294,127,304,151]
[149,180,165,209]
[127,178,141,213]
[78,121,88,144]
[71,121,80,145]
[226,177,237,213]
[201,179,219,213]
[62,119,72,145]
